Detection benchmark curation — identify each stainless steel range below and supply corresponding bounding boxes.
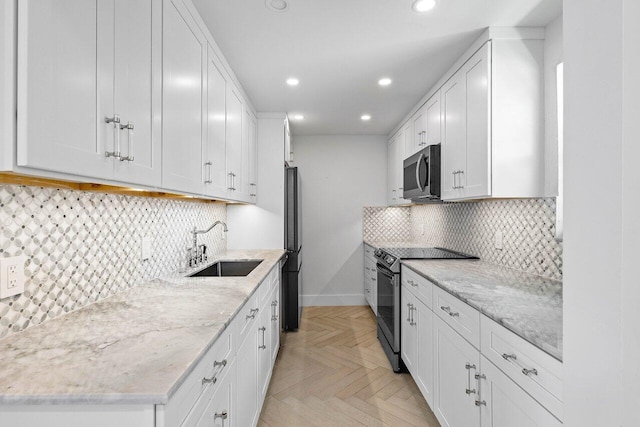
[374,246,477,372]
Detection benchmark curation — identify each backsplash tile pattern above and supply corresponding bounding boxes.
[0,185,227,339]
[362,207,412,242]
[363,199,562,280]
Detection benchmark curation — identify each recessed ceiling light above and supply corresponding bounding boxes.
[293,114,304,120]
[286,78,299,86]
[265,0,289,13]
[378,78,392,86]
[412,0,437,13]
[361,115,371,121]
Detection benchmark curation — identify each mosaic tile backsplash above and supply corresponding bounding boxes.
[0,185,227,339]
[362,207,412,242]
[363,198,562,280]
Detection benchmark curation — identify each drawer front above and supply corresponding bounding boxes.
[239,291,261,346]
[480,315,563,420]
[433,286,480,348]
[401,266,433,309]
[171,326,234,427]
[259,267,276,306]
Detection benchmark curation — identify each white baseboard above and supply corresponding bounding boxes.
[301,294,367,307]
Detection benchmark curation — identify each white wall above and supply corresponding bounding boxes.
[544,15,563,197]
[564,0,640,425]
[293,135,387,306]
[227,115,285,250]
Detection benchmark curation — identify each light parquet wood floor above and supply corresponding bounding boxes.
[258,306,441,427]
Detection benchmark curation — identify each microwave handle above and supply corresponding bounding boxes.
[416,152,424,192]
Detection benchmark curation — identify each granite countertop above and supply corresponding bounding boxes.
[402,259,563,361]
[0,249,286,405]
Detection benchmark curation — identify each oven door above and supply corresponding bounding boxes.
[376,263,400,351]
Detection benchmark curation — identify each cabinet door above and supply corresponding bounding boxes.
[226,86,243,196]
[399,122,411,200]
[269,286,280,365]
[257,302,271,409]
[236,328,258,427]
[17,0,114,179]
[236,107,253,201]
[415,298,435,407]
[412,105,427,154]
[441,71,465,201]
[193,361,235,427]
[434,315,481,427]
[204,48,228,197]
[388,136,398,204]
[162,0,206,194]
[401,286,416,374]
[112,0,160,187]
[480,356,561,427]
[426,91,442,146]
[462,43,491,199]
[248,113,258,202]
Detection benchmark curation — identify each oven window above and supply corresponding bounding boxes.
[377,266,395,341]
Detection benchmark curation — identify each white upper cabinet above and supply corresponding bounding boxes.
[411,104,427,155]
[17,0,161,186]
[203,47,228,197]
[226,86,243,196]
[442,43,491,201]
[425,90,442,146]
[161,0,207,195]
[441,36,544,201]
[390,29,545,203]
[247,111,258,202]
[284,118,293,164]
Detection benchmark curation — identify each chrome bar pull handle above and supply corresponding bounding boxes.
[105,115,121,158]
[449,311,460,318]
[410,306,416,326]
[407,303,412,322]
[204,162,213,184]
[522,367,538,377]
[475,400,487,407]
[213,359,227,369]
[259,326,266,349]
[502,353,517,361]
[440,305,451,314]
[202,375,217,385]
[119,122,134,162]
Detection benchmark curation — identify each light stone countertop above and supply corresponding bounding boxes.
[402,259,563,361]
[363,241,563,361]
[0,249,286,405]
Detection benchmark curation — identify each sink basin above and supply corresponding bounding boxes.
[189,260,263,277]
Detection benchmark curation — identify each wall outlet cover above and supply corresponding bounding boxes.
[141,237,152,261]
[0,256,27,299]
[494,230,504,250]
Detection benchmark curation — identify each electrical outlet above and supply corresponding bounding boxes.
[494,230,504,250]
[141,237,152,261]
[0,256,26,299]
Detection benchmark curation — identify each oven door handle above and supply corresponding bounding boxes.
[415,152,424,192]
[376,264,395,280]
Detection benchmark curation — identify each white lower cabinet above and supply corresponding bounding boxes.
[236,317,259,427]
[433,315,481,427]
[192,360,235,427]
[364,244,377,314]
[480,356,562,427]
[400,266,562,427]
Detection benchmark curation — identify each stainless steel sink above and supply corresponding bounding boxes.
[189,260,263,277]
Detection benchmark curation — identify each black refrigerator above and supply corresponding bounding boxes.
[283,167,302,331]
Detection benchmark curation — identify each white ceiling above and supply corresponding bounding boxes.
[192,0,562,136]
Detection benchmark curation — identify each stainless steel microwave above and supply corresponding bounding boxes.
[403,145,441,201]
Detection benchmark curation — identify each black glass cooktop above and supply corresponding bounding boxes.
[379,247,477,260]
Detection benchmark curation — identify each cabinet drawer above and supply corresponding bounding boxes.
[433,286,480,348]
[401,266,433,309]
[169,325,234,427]
[480,315,563,420]
[238,291,261,346]
[259,267,276,306]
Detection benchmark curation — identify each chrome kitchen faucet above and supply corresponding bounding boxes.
[188,221,228,268]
